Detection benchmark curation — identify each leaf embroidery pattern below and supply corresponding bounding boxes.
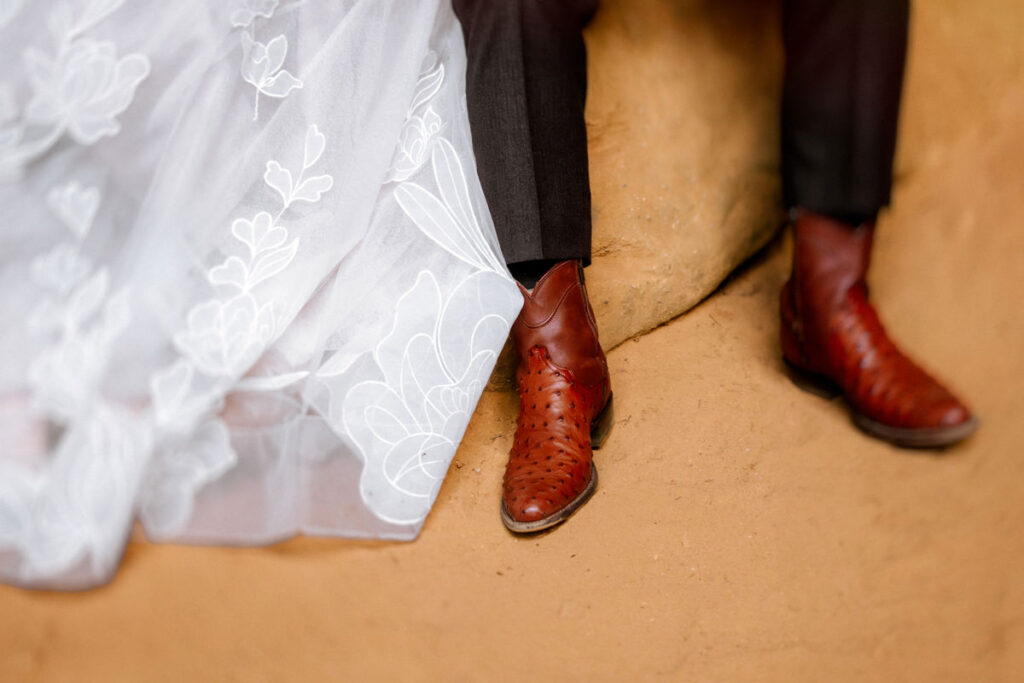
[263,123,333,210]
[340,54,520,526]
[389,55,505,274]
[173,124,331,379]
[144,124,330,537]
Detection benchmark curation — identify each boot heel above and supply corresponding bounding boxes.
[590,393,614,449]
[784,359,840,399]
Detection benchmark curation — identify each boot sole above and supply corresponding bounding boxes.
[501,394,614,534]
[784,360,979,449]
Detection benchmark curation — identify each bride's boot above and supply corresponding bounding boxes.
[502,261,613,532]
[780,210,978,447]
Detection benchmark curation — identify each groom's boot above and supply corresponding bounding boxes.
[780,210,977,447]
[502,261,613,532]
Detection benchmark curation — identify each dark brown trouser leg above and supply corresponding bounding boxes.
[781,0,910,223]
[453,0,597,280]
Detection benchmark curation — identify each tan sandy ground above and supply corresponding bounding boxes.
[2,0,1024,681]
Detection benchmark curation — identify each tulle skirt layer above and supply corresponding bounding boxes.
[0,0,520,588]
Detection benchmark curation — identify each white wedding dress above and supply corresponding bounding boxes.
[0,0,522,589]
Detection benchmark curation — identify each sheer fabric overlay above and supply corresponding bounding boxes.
[0,0,522,589]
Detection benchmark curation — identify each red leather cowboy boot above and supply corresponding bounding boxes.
[780,210,978,447]
[502,261,613,532]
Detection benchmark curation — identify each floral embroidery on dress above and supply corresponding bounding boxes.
[142,124,332,537]
[0,0,149,180]
[0,166,149,586]
[233,0,302,121]
[24,40,150,145]
[387,56,445,183]
[174,124,331,379]
[0,1,156,586]
[340,54,519,525]
[240,33,302,121]
[230,0,278,28]
[2,2,521,586]
[342,268,516,525]
[28,180,130,423]
[394,139,508,274]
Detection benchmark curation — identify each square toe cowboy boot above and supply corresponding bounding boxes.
[780,210,978,448]
[502,261,614,533]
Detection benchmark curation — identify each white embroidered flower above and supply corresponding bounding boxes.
[23,40,150,145]
[174,294,276,377]
[408,54,444,114]
[230,0,278,28]
[240,32,301,120]
[389,107,442,182]
[387,54,445,183]
[343,270,517,525]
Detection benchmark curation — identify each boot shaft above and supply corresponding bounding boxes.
[511,261,608,389]
[791,210,875,312]
[783,210,876,372]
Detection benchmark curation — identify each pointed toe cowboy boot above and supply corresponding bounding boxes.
[780,210,978,448]
[502,261,613,533]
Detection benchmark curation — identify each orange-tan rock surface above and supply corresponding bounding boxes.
[584,0,783,350]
